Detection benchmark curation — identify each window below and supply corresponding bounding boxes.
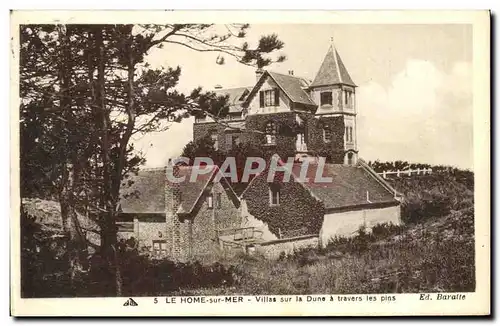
[344,90,353,106]
[153,240,167,257]
[320,91,333,106]
[265,121,277,145]
[226,134,240,150]
[323,124,332,142]
[259,88,279,107]
[210,133,219,150]
[207,194,213,209]
[215,193,222,209]
[269,184,280,206]
[345,126,354,143]
[232,135,240,147]
[296,132,307,151]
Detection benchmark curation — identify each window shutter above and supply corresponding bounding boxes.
[259,91,264,108]
[274,88,280,106]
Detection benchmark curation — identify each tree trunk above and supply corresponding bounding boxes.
[57,25,85,292]
[94,25,122,296]
[59,162,88,292]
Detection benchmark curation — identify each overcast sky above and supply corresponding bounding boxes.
[133,24,473,170]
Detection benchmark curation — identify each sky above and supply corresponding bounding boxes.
[132,24,473,170]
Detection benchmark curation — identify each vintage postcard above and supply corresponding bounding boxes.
[10,10,490,316]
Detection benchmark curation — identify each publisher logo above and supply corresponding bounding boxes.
[123,298,138,306]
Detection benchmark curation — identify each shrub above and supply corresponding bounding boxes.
[371,222,405,240]
[402,192,452,224]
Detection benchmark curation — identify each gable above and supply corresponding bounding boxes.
[245,74,292,115]
[244,71,316,112]
[177,167,241,216]
[185,177,241,220]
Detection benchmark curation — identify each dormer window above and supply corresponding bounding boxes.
[260,88,279,107]
[320,91,333,106]
[265,121,277,145]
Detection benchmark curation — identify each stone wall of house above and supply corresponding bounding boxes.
[136,220,167,253]
[165,165,181,258]
[254,235,319,259]
[244,111,298,160]
[306,114,346,164]
[186,181,241,260]
[193,121,242,153]
[193,107,348,164]
[320,203,401,245]
[117,216,167,257]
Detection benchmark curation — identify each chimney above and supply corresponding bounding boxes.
[165,159,182,260]
[255,68,264,82]
[214,84,223,90]
[288,70,294,76]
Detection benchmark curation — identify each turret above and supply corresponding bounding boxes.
[310,41,358,165]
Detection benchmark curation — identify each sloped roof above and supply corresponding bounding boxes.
[119,165,239,215]
[267,72,315,106]
[289,163,397,210]
[310,45,356,87]
[120,168,167,214]
[214,86,252,113]
[244,71,316,107]
[240,156,398,211]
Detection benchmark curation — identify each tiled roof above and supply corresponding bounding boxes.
[214,87,252,113]
[119,166,239,215]
[289,163,397,210]
[119,168,167,214]
[267,72,316,106]
[310,45,356,87]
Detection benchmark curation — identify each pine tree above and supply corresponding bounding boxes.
[20,23,286,295]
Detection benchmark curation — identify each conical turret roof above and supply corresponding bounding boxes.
[310,45,356,87]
